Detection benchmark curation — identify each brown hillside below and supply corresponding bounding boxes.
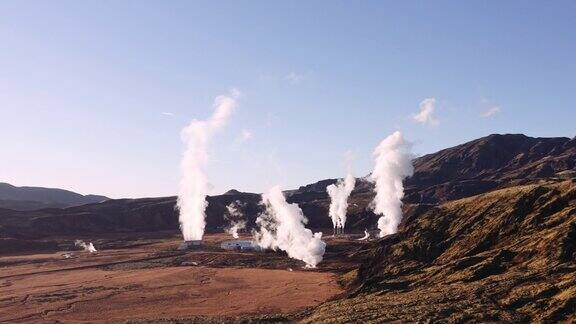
[304,180,576,322]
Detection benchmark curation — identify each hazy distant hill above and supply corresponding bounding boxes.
[0,182,108,211]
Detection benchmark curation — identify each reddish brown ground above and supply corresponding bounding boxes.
[0,234,345,323]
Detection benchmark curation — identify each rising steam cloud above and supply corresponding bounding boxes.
[254,186,326,268]
[326,173,355,234]
[225,201,247,239]
[177,89,239,241]
[370,131,414,237]
[357,230,370,241]
[75,240,97,253]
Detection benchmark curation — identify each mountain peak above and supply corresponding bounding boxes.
[405,133,575,203]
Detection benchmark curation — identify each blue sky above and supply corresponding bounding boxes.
[1,1,575,198]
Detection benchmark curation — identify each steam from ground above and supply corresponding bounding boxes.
[177,90,239,241]
[357,230,370,241]
[254,185,326,268]
[326,173,355,234]
[370,131,414,237]
[75,240,97,253]
[225,201,247,239]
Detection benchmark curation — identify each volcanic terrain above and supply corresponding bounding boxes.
[0,133,575,322]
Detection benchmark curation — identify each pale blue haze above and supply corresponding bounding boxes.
[0,1,575,198]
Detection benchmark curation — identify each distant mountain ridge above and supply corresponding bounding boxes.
[0,133,574,240]
[403,133,576,203]
[0,182,109,211]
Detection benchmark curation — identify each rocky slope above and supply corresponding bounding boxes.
[404,133,576,203]
[304,180,576,322]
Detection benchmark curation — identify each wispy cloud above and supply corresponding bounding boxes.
[480,97,501,118]
[239,129,253,142]
[284,72,304,84]
[413,98,438,126]
[481,106,501,118]
[259,71,306,85]
[161,112,175,117]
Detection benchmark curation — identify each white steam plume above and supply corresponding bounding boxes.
[177,89,239,241]
[225,201,247,239]
[357,230,370,241]
[326,173,355,235]
[75,240,97,253]
[254,186,326,268]
[370,131,414,237]
[228,221,246,239]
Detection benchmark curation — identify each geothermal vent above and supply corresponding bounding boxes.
[177,240,202,250]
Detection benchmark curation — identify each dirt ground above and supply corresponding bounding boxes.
[0,233,362,323]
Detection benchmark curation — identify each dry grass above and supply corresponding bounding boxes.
[304,180,576,323]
